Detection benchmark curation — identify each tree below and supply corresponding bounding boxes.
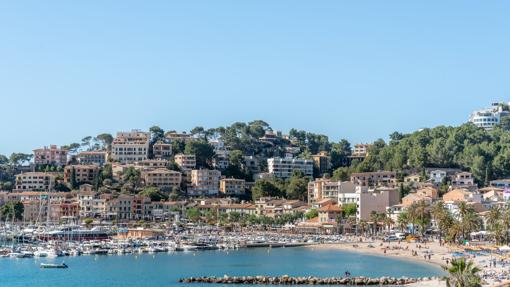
[251,179,283,201]
[342,203,357,218]
[96,133,113,150]
[286,171,309,201]
[331,167,351,181]
[457,202,480,241]
[122,167,141,192]
[184,140,215,168]
[330,140,351,169]
[305,209,318,219]
[442,258,481,287]
[0,201,24,221]
[9,153,33,166]
[83,218,94,228]
[81,136,92,150]
[186,208,201,222]
[70,167,78,189]
[149,126,165,143]
[0,154,9,165]
[139,186,168,202]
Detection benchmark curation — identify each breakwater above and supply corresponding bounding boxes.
[178,275,438,285]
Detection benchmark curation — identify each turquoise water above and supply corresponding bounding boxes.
[0,247,444,287]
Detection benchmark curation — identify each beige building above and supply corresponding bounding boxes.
[188,169,221,196]
[153,141,172,159]
[311,152,330,175]
[219,178,246,195]
[142,168,182,190]
[33,145,68,166]
[76,151,108,166]
[267,157,313,178]
[350,171,397,187]
[136,159,170,168]
[307,179,358,204]
[174,154,196,171]
[64,165,99,185]
[15,172,55,191]
[111,130,150,163]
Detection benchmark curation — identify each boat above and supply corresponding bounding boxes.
[37,227,112,241]
[40,263,68,269]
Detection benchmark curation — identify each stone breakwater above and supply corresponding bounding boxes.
[178,275,440,285]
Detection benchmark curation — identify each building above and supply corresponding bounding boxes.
[142,168,182,190]
[174,154,196,171]
[307,179,358,204]
[350,171,397,187]
[311,152,331,175]
[451,172,475,188]
[337,187,400,221]
[188,169,221,196]
[429,169,447,184]
[111,130,150,163]
[136,159,170,168]
[318,204,342,224]
[76,151,108,166]
[153,141,172,159]
[469,102,510,130]
[15,172,55,191]
[33,145,68,166]
[490,179,510,189]
[219,178,246,195]
[349,144,371,160]
[164,131,194,142]
[267,157,313,179]
[443,188,482,203]
[63,165,99,185]
[243,156,259,173]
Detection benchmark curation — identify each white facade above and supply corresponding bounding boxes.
[188,169,221,196]
[429,169,447,184]
[267,157,313,178]
[469,103,510,130]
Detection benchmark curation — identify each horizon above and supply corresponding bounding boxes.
[1,1,510,155]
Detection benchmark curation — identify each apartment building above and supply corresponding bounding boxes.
[174,154,196,171]
[63,165,99,185]
[349,144,371,160]
[77,188,108,218]
[153,141,172,159]
[307,179,358,204]
[350,171,397,187]
[490,179,510,189]
[111,130,150,163]
[311,151,330,175]
[451,172,475,187]
[33,145,68,166]
[219,178,246,195]
[142,168,182,190]
[188,169,221,196]
[429,169,447,184]
[136,159,170,168]
[164,131,194,142]
[267,157,313,179]
[76,151,107,166]
[469,102,510,130]
[15,172,55,191]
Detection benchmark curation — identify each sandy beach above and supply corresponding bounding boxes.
[310,237,510,287]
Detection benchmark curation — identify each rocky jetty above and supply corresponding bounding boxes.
[178,275,438,285]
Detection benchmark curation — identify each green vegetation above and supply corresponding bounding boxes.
[0,201,24,221]
[442,258,482,287]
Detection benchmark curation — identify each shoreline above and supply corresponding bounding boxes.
[308,241,446,269]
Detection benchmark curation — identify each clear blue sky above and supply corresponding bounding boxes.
[1,1,509,155]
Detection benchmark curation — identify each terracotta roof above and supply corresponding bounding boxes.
[318,204,342,212]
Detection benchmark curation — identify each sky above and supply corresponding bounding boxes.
[1,1,509,155]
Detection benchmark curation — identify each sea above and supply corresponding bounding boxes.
[0,247,444,287]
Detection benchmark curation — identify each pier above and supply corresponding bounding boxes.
[178,275,437,285]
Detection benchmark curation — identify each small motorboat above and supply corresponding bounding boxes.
[40,262,68,269]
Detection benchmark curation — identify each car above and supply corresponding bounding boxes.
[383,235,398,242]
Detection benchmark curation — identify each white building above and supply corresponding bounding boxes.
[429,169,447,184]
[307,179,359,204]
[267,157,313,179]
[469,102,510,130]
[111,130,150,163]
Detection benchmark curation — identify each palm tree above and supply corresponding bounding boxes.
[442,258,481,287]
[457,202,480,242]
[397,211,409,233]
[431,201,456,244]
[502,206,510,244]
[414,200,431,236]
[358,220,368,236]
[487,206,504,245]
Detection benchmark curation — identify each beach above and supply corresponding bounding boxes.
[311,237,510,287]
